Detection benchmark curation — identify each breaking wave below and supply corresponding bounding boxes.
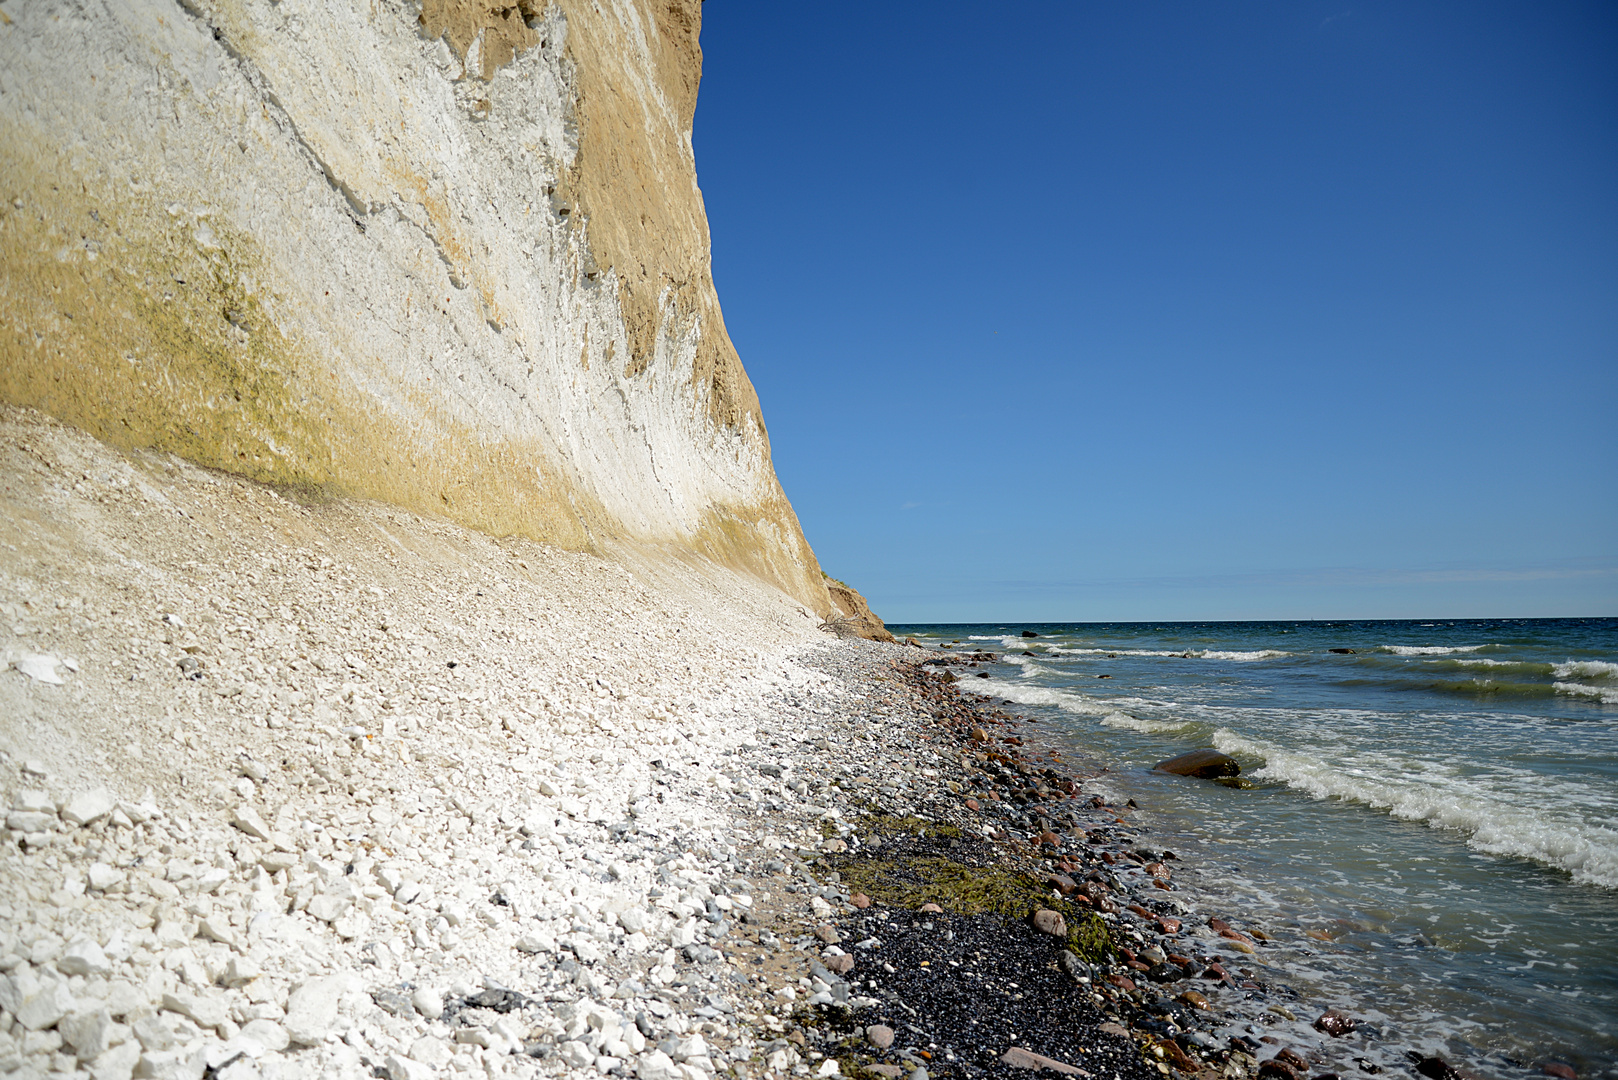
[1209,730,1618,889]
[1554,661,1618,680]
[1554,682,1618,705]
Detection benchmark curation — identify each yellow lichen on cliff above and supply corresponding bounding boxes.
[0,0,835,618]
[0,127,602,553]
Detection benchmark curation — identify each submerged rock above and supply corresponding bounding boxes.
[1152,749,1241,779]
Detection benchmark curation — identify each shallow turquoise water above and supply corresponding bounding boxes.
[889,619,1618,1078]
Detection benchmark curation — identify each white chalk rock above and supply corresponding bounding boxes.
[161,989,228,1032]
[284,974,353,1045]
[91,1039,142,1080]
[408,1035,452,1066]
[62,788,115,827]
[239,1019,290,1052]
[5,810,57,833]
[230,808,274,843]
[558,1040,595,1068]
[0,966,76,1030]
[196,917,235,948]
[12,654,65,684]
[134,1046,207,1080]
[60,1006,116,1057]
[58,939,111,976]
[223,957,261,987]
[638,1050,684,1080]
[385,1054,436,1080]
[12,789,55,813]
[88,862,125,891]
[410,987,443,1021]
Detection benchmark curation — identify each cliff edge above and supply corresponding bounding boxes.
[0,0,830,615]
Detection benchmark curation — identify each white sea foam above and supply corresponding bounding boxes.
[1045,646,1287,660]
[1380,644,1493,656]
[1210,729,1618,888]
[1553,660,1618,680]
[1049,647,1189,658]
[1554,682,1618,705]
[1099,711,1193,735]
[969,677,1118,716]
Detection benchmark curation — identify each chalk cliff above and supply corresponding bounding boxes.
[0,0,831,615]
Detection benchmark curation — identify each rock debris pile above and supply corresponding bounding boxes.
[2,412,1377,1080]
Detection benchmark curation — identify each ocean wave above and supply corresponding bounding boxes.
[1099,711,1193,735]
[969,676,1144,718]
[1380,645,1495,656]
[1196,649,1289,661]
[1209,730,1618,888]
[1049,647,1188,658]
[1553,660,1618,681]
[1447,658,1552,674]
[1554,682,1618,705]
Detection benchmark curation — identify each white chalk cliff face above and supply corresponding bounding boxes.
[0,0,830,614]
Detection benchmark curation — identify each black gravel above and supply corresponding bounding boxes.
[819,907,1159,1080]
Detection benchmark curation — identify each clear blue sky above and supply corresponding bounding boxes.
[693,2,1618,623]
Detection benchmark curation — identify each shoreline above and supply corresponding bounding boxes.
[0,410,1463,1080]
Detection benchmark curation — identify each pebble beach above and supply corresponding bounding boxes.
[0,408,1490,1080]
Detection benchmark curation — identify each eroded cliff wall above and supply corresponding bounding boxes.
[0,0,830,614]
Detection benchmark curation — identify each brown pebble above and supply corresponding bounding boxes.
[1275,1048,1309,1072]
[823,953,855,975]
[1176,989,1211,1010]
[865,1024,895,1050]
[814,925,840,944]
[1541,1065,1577,1080]
[1031,908,1067,936]
[1313,1010,1358,1038]
[919,903,943,914]
[850,893,871,909]
[1157,917,1182,934]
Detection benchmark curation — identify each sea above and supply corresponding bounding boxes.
[887,618,1618,1079]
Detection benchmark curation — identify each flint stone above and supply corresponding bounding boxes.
[1153,749,1240,778]
[1313,1009,1358,1037]
[63,788,116,827]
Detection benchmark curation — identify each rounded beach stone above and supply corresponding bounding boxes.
[1152,749,1240,779]
[865,1024,894,1049]
[1031,909,1066,936]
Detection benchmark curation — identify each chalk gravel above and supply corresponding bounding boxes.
[0,408,897,1080]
